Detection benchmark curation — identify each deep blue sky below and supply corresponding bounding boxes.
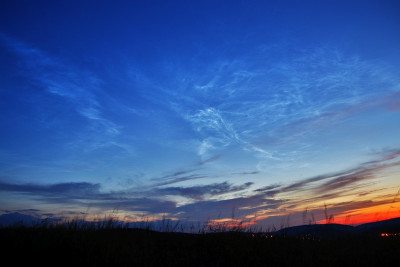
[1,0,400,226]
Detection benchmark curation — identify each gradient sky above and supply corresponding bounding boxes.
[1,0,400,228]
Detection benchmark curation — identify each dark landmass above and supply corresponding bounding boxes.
[1,216,399,266]
[274,217,400,239]
[355,217,400,235]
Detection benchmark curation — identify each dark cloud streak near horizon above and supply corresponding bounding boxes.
[156,181,253,200]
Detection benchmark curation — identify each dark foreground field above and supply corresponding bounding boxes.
[1,226,400,266]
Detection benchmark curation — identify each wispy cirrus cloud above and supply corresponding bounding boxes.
[108,43,400,168]
[146,44,400,163]
[187,107,241,151]
[153,174,209,187]
[150,154,224,187]
[196,154,222,166]
[0,33,120,138]
[232,171,259,175]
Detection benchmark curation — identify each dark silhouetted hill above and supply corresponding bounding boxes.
[273,217,400,239]
[274,223,354,239]
[355,217,400,235]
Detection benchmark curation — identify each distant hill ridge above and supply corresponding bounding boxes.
[274,217,400,239]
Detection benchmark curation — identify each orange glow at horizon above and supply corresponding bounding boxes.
[316,201,400,225]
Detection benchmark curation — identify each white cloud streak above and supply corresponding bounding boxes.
[0,33,120,137]
[153,45,400,161]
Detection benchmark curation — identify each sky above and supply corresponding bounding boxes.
[0,0,400,228]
